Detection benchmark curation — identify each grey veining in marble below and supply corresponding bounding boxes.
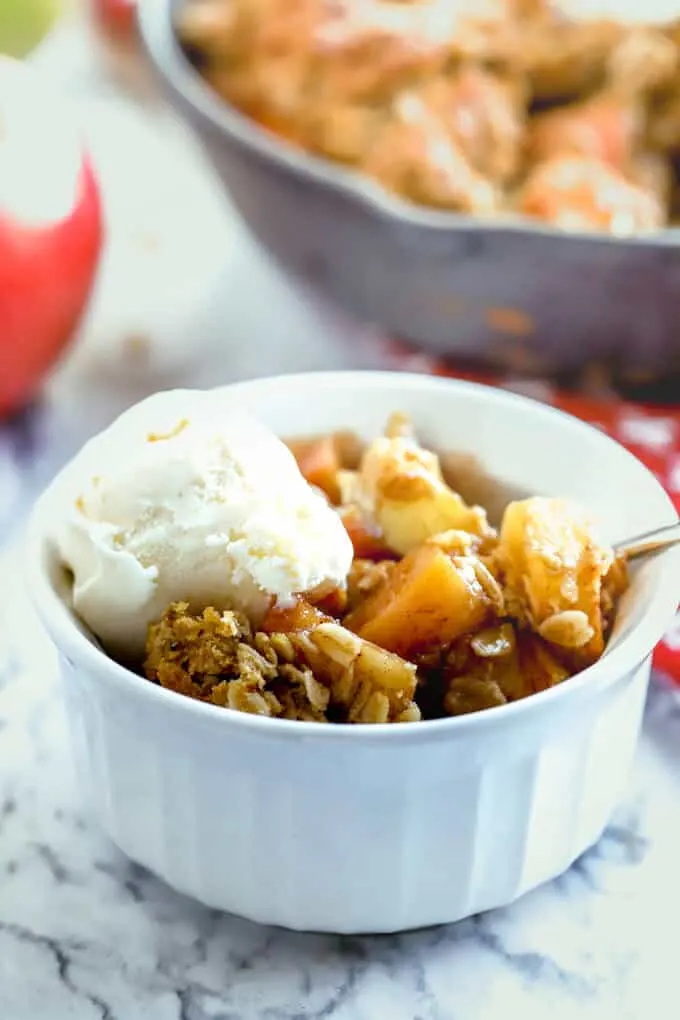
[1,555,680,1020]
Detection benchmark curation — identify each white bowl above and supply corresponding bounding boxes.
[27,372,680,934]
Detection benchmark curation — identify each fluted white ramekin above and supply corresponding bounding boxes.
[28,372,680,934]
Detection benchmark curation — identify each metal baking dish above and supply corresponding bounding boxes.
[139,0,680,379]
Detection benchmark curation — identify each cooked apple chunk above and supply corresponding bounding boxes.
[340,423,492,556]
[345,542,503,658]
[498,497,614,664]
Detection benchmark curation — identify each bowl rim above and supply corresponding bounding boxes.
[138,0,680,248]
[26,370,680,746]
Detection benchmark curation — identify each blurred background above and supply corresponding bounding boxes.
[3,0,680,542]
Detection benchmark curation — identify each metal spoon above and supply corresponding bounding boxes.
[616,521,680,561]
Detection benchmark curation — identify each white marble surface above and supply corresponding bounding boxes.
[2,7,680,1019]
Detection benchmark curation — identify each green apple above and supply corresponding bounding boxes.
[0,0,62,59]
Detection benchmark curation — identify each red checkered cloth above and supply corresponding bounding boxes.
[379,339,680,683]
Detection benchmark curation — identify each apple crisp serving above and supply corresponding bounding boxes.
[144,413,629,724]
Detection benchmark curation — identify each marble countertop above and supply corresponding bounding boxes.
[2,9,680,1019]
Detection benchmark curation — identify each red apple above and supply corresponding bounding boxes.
[0,57,103,417]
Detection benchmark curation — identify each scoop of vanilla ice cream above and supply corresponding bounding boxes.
[55,389,353,662]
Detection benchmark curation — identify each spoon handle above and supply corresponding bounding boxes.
[616,520,680,561]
